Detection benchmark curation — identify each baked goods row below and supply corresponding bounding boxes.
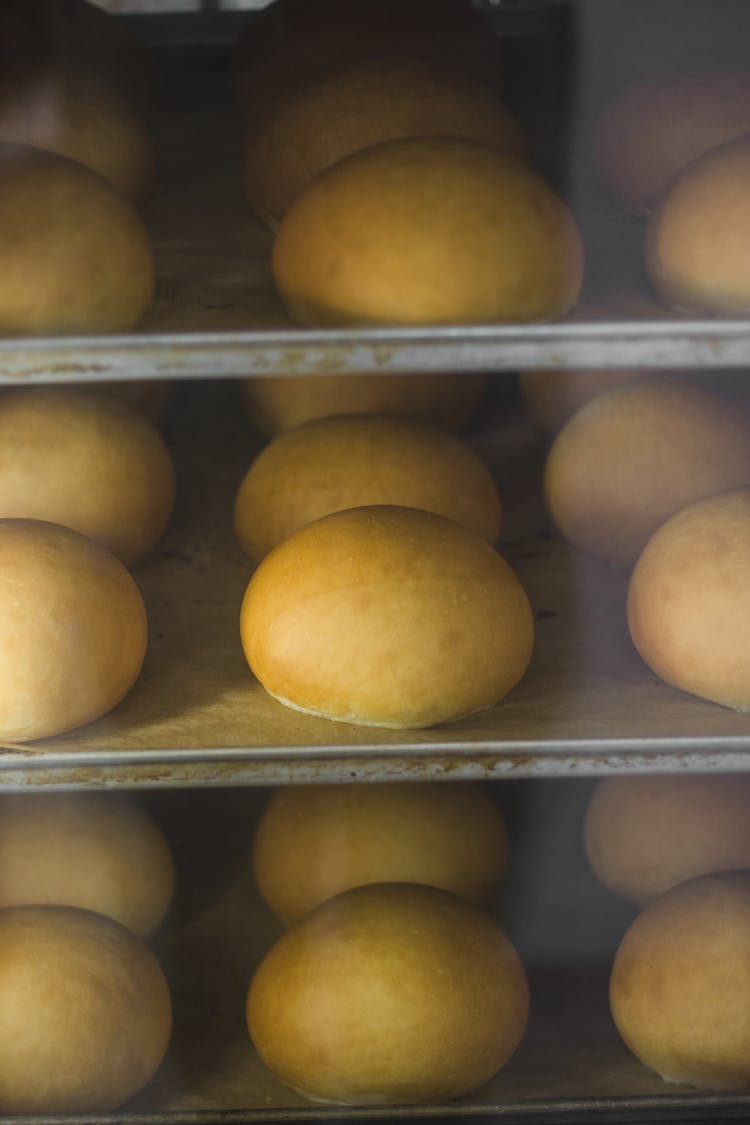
[2,774,749,1114]
[0,363,748,745]
[3,0,750,336]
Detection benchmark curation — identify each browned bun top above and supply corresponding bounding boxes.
[597,69,750,215]
[610,872,750,1090]
[0,143,154,334]
[240,371,488,437]
[233,412,502,562]
[272,136,584,327]
[234,0,503,120]
[246,881,528,1105]
[240,504,534,729]
[645,134,750,315]
[242,53,527,227]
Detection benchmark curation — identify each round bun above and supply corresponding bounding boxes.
[584,775,750,905]
[0,518,147,742]
[0,143,154,333]
[240,372,487,437]
[597,70,750,215]
[234,0,503,121]
[0,387,175,566]
[233,413,502,562]
[0,68,154,203]
[252,782,509,925]
[272,136,584,326]
[610,872,750,1090]
[518,369,645,433]
[627,488,750,709]
[543,378,750,568]
[0,792,175,936]
[645,134,750,315]
[0,904,172,1114]
[246,882,528,1104]
[242,54,526,227]
[240,505,534,729]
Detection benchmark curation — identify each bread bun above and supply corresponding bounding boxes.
[645,134,750,314]
[0,904,171,1113]
[543,378,750,568]
[0,143,154,333]
[0,792,175,936]
[242,54,527,227]
[252,782,509,925]
[518,369,645,433]
[240,505,533,729]
[627,488,750,709]
[234,0,503,121]
[584,775,750,906]
[0,387,175,566]
[233,413,502,562]
[273,137,583,326]
[0,67,154,202]
[0,518,147,742]
[240,371,487,437]
[597,70,750,215]
[246,882,528,1104]
[610,872,750,1089]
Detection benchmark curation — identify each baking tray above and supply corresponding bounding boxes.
[2,7,750,385]
[1,378,748,790]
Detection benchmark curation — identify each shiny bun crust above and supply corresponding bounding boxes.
[233,413,502,562]
[627,488,750,709]
[0,905,172,1114]
[610,872,750,1090]
[0,143,154,334]
[240,371,487,437]
[543,378,750,568]
[272,137,583,326]
[645,135,750,315]
[596,69,750,215]
[0,519,148,742]
[246,882,529,1105]
[584,775,750,905]
[0,387,175,566]
[0,792,175,936]
[234,0,503,121]
[242,54,526,227]
[252,781,509,924]
[240,505,534,729]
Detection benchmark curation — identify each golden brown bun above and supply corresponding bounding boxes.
[0,792,175,937]
[0,904,171,1113]
[246,882,528,1104]
[597,70,750,215]
[584,775,750,906]
[83,378,172,425]
[518,369,645,433]
[272,137,584,326]
[242,54,527,227]
[252,782,509,925]
[0,0,156,115]
[543,378,750,568]
[627,489,750,709]
[240,505,533,729]
[233,413,502,562]
[240,371,487,437]
[645,134,750,315]
[234,0,503,121]
[0,387,175,566]
[610,872,750,1090]
[0,67,154,203]
[0,518,147,742]
[0,143,154,334]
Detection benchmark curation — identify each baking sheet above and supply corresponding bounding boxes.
[0,378,748,788]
